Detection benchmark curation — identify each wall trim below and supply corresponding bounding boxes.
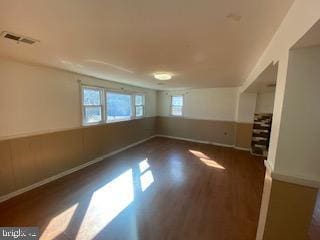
[0,116,157,141]
[156,115,235,123]
[236,121,254,125]
[0,135,156,203]
[156,134,250,151]
[264,160,320,188]
[0,117,254,142]
[234,146,251,151]
[156,134,233,147]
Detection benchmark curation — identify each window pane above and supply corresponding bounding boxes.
[107,92,132,122]
[135,106,144,117]
[171,106,182,116]
[84,106,102,123]
[135,95,144,106]
[172,96,183,106]
[83,88,101,105]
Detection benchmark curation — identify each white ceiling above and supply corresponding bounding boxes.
[0,0,294,90]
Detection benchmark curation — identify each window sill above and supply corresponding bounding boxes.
[107,118,132,124]
[82,116,146,127]
[169,115,184,118]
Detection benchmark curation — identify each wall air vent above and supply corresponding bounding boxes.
[20,38,36,44]
[3,33,20,41]
[1,31,39,45]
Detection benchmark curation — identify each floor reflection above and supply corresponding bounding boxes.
[189,149,225,169]
[76,169,134,240]
[40,158,155,240]
[140,171,154,192]
[41,204,79,239]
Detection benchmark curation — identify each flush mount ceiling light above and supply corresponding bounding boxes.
[154,73,172,80]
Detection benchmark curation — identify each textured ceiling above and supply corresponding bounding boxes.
[0,0,294,90]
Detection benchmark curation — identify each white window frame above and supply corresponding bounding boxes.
[81,86,105,125]
[134,94,145,118]
[170,95,184,117]
[81,85,146,126]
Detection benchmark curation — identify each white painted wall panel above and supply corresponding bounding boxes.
[157,88,238,122]
[255,92,275,113]
[0,58,157,139]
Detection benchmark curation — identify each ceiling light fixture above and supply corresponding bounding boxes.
[154,73,172,81]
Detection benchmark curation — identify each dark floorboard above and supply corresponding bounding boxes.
[0,137,266,240]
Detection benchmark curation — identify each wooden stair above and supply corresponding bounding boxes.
[251,113,272,156]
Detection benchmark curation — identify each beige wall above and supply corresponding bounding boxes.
[0,117,156,198]
[156,116,235,146]
[235,123,253,149]
[255,92,275,114]
[0,58,157,140]
[257,169,318,240]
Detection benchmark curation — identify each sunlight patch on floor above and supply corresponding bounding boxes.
[76,169,134,240]
[140,170,154,191]
[41,160,156,240]
[139,158,150,173]
[189,149,225,169]
[189,150,210,159]
[200,158,225,169]
[41,203,78,240]
[139,159,154,192]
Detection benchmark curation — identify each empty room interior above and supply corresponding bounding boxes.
[0,1,320,240]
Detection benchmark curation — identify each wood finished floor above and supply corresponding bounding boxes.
[0,137,266,240]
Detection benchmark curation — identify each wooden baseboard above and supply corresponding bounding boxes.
[264,160,320,188]
[156,134,250,151]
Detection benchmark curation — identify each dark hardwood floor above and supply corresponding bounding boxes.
[0,137,265,240]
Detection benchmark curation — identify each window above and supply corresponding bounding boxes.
[82,87,103,124]
[171,95,184,116]
[135,95,145,118]
[81,85,146,125]
[106,92,132,122]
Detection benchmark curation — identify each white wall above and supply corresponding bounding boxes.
[271,47,320,184]
[0,58,157,139]
[255,92,275,113]
[157,88,238,122]
[240,0,320,175]
[236,92,257,123]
